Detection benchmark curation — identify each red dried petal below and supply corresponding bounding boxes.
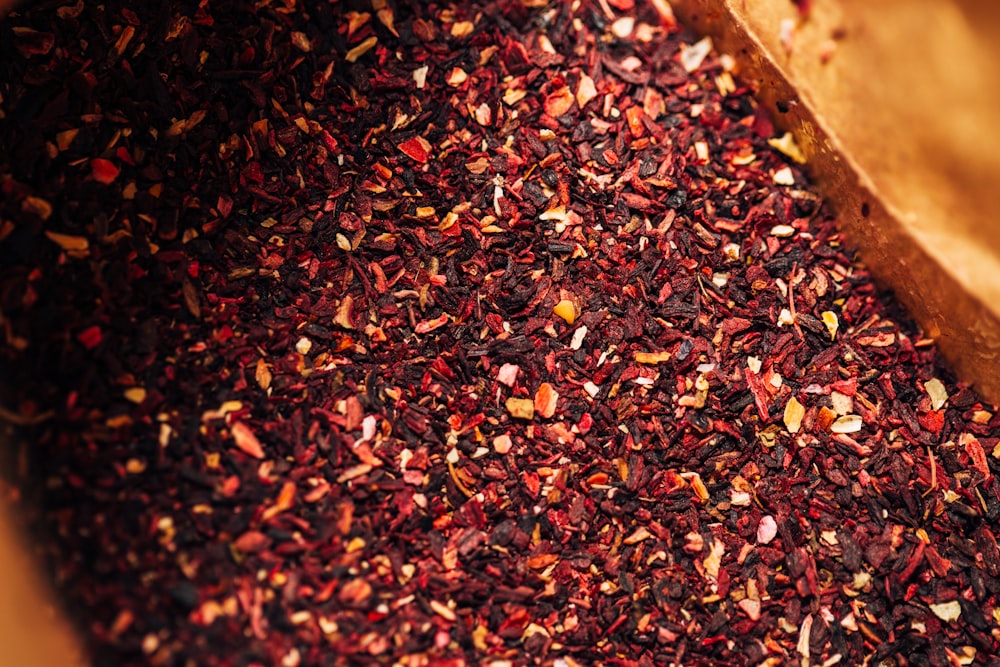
[114,146,136,166]
[744,368,770,420]
[91,158,120,184]
[963,434,991,479]
[925,545,952,578]
[216,194,233,217]
[76,325,102,349]
[321,130,339,151]
[917,409,945,434]
[523,471,540,498]
[397,136,431,163]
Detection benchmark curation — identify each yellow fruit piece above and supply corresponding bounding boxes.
[783,396,805,434]
[553,299,577,325]
[506,397,534,420]
[123,387,147,404]
[821,311,839,340]
[634,351,672,364]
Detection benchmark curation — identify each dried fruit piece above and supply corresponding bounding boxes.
[259,481,297,523]
[611,17,634,39]
[230,422,265,459]
[830,391,853,416]
[534,382,558,419]
[680,36,712,72]
[338,578,372,604]
[124,388,147,404]
[821,311,839,339]
[429,600,457,622]
[757,515,778,544]
[255,359,272,390]
[450,21,474,38]
[22,196,52,219]
[295,337,312,355]
[233,530,271,553]
[625,106,646,138]
[505,397,534,420]
[375,6,397,37]
[783,396,805,433]
[345,36,377,63]
[539,206,568,222]
[961,433,991,479]
[702,539,725,578]
[496,363,519,387]
[624,527,651,544]
[446,68,467,86]
[689,473,709,502]
[634,350,671,364]
[929,600,962,623]
[412,65,428,89]
[924,378,949,410]
[502,87,526,106]
[45,231,89,254]
[738,598,761,621]
[544,87,574,117]
[796,614,813,661]
[527,553,558,569]
[493,434,513,454]
[767,132,807,164]
[576,74,598,108]
[415,313,449,334]
[334,295,355,329]
[772,166,796,185]
[290,31,311,52]
[830,415,863,434]
[553,299,577,324]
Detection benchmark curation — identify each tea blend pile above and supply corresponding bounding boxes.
[2,1,1000,666]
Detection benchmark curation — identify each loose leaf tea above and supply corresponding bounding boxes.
[1,1,999,666]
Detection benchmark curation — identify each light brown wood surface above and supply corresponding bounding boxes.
[0,504,84,666]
